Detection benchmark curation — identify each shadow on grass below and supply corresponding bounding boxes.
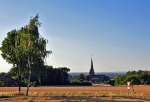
[48,95,150,102]
[0,95,11,98]
[0,94,150,102]
[0,93,25,99]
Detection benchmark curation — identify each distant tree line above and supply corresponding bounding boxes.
[0,65,70,87]
[69,73,91,86]
[111,70,150,86]
[69,73,110,86]
[40,66,70,85]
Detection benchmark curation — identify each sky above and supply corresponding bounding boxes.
[1,0,150,72]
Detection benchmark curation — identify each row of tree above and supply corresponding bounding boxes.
[0,15,50,96]
[0,66,70,87]
[112,70,150,86]
[40,66,70,85]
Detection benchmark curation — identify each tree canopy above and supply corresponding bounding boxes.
[0,15,51,95]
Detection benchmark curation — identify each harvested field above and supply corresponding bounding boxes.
[0,85,150,102]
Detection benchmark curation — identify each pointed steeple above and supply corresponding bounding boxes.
[89,58,95,76]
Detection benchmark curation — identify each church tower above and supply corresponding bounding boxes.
[89,58,95,76]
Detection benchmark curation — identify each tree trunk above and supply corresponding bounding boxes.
[38,75,41,86]
[18,76,21,94]
[17,64,21,94]
[26,57,31,96]
[26,70,31,96]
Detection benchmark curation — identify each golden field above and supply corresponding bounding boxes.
[0,85,150,102]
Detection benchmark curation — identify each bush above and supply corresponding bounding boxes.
[70,81,92,86]
[113,70,150,86]
[108,79,115,86]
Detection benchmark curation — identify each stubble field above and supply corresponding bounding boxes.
[0,85,150,102]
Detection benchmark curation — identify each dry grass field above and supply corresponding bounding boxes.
[0,85,150,102]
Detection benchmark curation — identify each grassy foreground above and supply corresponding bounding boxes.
[0,85,150,102]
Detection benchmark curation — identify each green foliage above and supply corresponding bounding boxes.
[70,76,81,83]
[70,73,92,86]
[40,66,70,85]
[125,74,140,84]
[0,30,17,64]
[79,73,86,82]
[0,15,50,95]
[7,65,70,86]
[113,75,125,86]
[113,70,150,86]
[107,79,115,86]
[70,73,87,83]
[70,81,92,86]
[0,80,4,86]
[0,72,17,86]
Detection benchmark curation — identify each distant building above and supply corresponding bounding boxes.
[89,58,95,76]
[88,58,110,84]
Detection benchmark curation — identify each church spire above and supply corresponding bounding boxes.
[89,58,95,76]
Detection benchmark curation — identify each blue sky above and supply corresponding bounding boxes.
[1,0,150,72]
